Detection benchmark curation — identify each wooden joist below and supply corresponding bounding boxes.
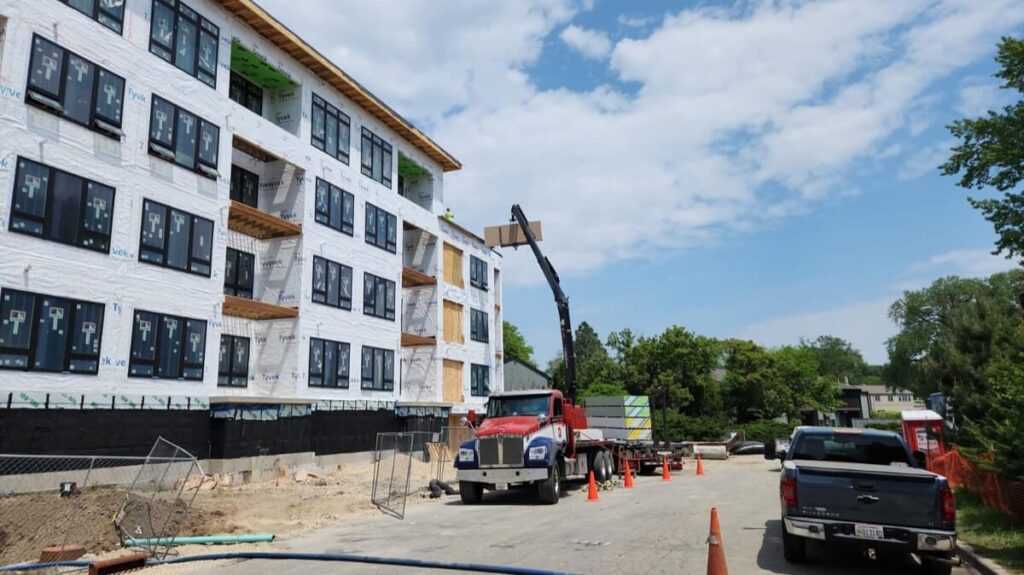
[223,295,299,320]
[228,201,301,239]
[402,267,437,288]
[401,333,437,347]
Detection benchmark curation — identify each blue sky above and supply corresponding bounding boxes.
[260,0,1024,364]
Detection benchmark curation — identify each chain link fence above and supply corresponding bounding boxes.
[371,430,470,519]
[0,437,202,567]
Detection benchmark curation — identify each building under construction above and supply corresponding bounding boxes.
[0,0,503,460]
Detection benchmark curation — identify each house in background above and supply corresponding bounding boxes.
[503,359,551,392]
[863,385,924,416]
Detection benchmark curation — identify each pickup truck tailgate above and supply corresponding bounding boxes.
[793,460,944,529]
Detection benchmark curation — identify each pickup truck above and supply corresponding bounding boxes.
[766,427,957,575]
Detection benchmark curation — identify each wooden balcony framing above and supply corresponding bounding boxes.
[401,332,437,347]
[402,266,437,288]
[228,200,301,239]
[223,295,299,320]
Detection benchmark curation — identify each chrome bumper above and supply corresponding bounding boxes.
[456,467,549,484]
[784,517,956,551]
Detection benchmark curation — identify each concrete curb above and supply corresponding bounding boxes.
[958,542,1013,575]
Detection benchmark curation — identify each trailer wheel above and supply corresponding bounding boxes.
[538,465,560,504]
[602,451,616,479]
[459,481,484,505]
[592,452,608,482]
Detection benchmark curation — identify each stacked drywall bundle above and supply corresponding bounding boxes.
[583,396,652,442]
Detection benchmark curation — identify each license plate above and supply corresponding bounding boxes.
[854,524,884,539]
[494,483,508,491]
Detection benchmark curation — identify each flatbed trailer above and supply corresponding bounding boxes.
[572,434,684,481]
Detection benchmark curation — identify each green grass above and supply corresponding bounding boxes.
[956,489,1024,574]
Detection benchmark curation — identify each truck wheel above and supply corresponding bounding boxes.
[538,465,560,504]
[604,451,616,479]
[459,481,484,505]
[781,521,807,563]
[593,452,609,482]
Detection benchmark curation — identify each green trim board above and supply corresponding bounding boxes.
[231,42,296,89]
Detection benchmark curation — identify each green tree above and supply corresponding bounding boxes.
[801,335,867,384]
[546,322,622,398]
[502,321,535,366]
[942,36,1024,258]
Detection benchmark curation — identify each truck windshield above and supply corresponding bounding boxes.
[487,396,550,417]
[791,433,910,466]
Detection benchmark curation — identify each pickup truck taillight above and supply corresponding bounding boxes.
[940,487,955,523]
[781,476,798,509]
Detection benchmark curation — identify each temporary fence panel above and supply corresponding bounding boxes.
[929,448,1024,523]
[0,437,202,568]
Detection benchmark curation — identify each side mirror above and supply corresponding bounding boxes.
[764,440,776,460]
[467,410,477,425]
[537,413,547,425]
[912,450,927,469]
[776,449,787,461]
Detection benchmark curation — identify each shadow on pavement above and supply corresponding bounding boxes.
[757,520,924,574]
[444,480,588,506]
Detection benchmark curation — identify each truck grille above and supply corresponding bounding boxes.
[478,435,524,467]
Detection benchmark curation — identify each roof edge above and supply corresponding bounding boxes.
[220,0,462,172]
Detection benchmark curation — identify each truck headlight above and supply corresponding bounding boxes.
[528,446,548,460]
[458,448,475,462]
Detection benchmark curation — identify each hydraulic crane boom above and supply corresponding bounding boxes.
[509,205,577,403]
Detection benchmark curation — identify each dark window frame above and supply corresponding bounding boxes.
[364,202,397,253]
[314,178,355,236]
[25,34,125,139]
[360,345,395,391]
[137,198,215,278]
[362,272,396,321]
[471,364,490,397]
[311,93,351,164]
[148,0,219,88]
[312,255,353,311]
[58,0,126,34]
[470,255,489,290]
[308,337,351,389]
[0,287,105,374]
[148,94,220,178]
[8,156,115,254]
[360,127,392,188]
[229,71,263,115]
[218,334,250,387]
[470,308,489,343]
[224,247,255,299]
[128,309,207,381]
[230,164,259,208]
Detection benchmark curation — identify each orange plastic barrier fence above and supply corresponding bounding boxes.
[928,448,1024,523]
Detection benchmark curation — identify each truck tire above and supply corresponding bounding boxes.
[459,481,484,505]
[538,465,560,504]
[781,521,807,563]
[604,451,616,479]
[593,452,609,482]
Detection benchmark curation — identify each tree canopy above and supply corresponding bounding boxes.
[942,36,1024,258]
[502,321,535,366]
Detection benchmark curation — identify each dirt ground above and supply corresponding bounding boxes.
[0,456,445,566]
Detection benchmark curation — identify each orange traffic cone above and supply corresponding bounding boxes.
[706,507,729,575]
[661,456,671,481]
[697,455,705,476]
[623,457,634,489]
[587,471,599,502]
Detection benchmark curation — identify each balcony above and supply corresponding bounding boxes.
[402,267,436,288]
[228,136,304,239]
[401,332,437,347]
[222,295,298,321]
[397,153,435,212]
[229,41,302,137]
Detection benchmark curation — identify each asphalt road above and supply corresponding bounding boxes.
[182,456,971,574]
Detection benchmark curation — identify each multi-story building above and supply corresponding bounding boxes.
[0,0,502,459]
[863,385,924,416]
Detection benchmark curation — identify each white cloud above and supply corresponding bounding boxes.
[256,0,1024,286]
[560,24,613,60]
[899,249,1020,289]
[738,299,896,364]
[898,139,954,180]
[956,76,1013,116]
[617,14,654,29]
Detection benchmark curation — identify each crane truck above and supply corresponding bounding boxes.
[454,205,680,504]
